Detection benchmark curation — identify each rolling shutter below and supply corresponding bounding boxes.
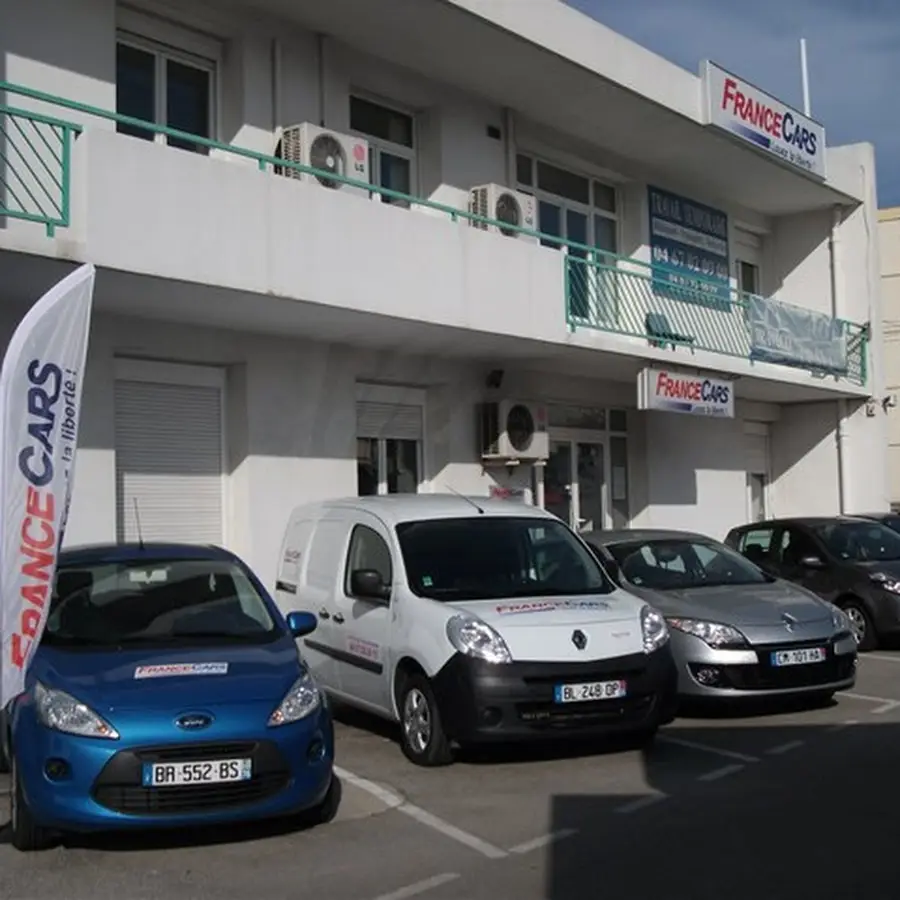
[356,402,423,440]
[744,423,769,476]
[115,378,224,543]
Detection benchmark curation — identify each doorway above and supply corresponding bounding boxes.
[544,434,609,532]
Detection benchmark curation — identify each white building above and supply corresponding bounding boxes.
[878,206,900,507]
[0,0,889,588]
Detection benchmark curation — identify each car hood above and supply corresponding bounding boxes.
[449,591,646,662]
[31,640,302,712]
[624,579,830,627]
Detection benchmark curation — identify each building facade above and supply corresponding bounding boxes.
[879,206,900,508]
[0,0,890,588]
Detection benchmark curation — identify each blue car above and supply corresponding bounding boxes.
[0,542,337,851]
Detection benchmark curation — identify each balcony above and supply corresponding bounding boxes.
[0,79,869,388]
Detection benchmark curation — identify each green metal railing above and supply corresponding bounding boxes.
[0,79,869,386]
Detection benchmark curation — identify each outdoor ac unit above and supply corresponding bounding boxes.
[468,185,538,242]
[478,400,549,462]
[275,123,369,196]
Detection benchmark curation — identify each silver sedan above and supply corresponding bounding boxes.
[582,528,858,702]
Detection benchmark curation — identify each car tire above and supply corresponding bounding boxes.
[628,725,659,749]
[397,674,454,767]
[841,600,877,651]
[299,773,342,828]
[10,753,51,852]
[0,714,9,775]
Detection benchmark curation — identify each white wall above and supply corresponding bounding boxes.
[879,207,900,506]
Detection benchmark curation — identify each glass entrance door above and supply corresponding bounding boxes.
[544,439,607,532]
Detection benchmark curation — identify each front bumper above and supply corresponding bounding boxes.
[11,700,334,833]
[676,633,858,699]
[431,645,678,743]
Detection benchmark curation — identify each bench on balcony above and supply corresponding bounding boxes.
[645,312,695,351]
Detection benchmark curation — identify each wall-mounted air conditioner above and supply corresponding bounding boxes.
[468,184,538,243]
[478,400,549,462]
[275,123,370,196]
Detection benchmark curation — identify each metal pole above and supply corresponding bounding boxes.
[800,38,811,116]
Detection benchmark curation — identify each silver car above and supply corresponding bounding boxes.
[583,528,858,702]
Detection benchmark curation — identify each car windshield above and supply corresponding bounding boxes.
[606,538,772,590]
[811,521,900,563]
[395,516,614,601]
[42,557,280,650]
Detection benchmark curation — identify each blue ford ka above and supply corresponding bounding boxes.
[0,542,337,851]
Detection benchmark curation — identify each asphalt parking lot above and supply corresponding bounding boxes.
[3,653,900,900]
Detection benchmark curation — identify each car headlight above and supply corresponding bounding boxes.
[641,606,670,654]
[870,572,900,594]
[666,617,748,649]
[34,682,119,739]
[829,605,854,636]
[446,615,512,664]
[268,671,321,726]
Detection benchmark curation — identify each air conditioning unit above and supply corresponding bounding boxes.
[275,123,369,196]
[478,400,549,462]
[468,184,538,242]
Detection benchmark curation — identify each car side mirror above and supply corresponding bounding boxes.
[350,569,391,604]
[800,555,826,569]
[285,610,317,638]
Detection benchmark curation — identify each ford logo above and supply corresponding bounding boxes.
[175,713,213,731]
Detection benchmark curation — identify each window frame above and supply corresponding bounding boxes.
[348,91,419,203]
[115,28,219,147]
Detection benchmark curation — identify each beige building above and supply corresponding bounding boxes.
[880,207,900,508]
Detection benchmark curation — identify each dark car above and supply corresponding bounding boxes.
[855,512,900,534]
[724,516,900,650]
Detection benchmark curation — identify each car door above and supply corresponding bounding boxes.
[332,512,395,713]
[772,525,838,602]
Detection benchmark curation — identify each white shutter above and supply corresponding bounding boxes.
[115,379,224,543]
[356,401,423,440]
[744,426,769,476]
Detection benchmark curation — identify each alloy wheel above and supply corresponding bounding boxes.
[403,687,432,755]
[845,606,867,644]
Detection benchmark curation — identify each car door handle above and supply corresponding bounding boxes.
[332,613,345,624]
[318,608,330,620]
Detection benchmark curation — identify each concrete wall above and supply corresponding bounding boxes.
[880,207,900,506]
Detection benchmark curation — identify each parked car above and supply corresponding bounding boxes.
[582,529,857,704]
[2,542,338,852]
[274,494,678,766]
[725,516,900,650]
[855,511,900,534]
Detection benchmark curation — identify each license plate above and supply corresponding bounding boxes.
[770,647,827,667]
[554,679,627,703]
[141,758,252,787]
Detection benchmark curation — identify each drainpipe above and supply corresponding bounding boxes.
[503,107,516,186]
[271,38,282,134]
[316,34,326,127]
[830,203,850,514]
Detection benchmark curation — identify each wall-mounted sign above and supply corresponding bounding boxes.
[747,295,848,375]
[638,367,734,418]
[701,61,826,181]
[647,186,730,309]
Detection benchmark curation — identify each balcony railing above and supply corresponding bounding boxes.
[0,79,869,386]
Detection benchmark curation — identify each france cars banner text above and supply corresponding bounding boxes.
[0,263,95,708]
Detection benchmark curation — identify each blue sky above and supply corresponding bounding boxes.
[567,0,900,208]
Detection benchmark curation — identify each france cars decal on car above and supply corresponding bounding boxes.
[495,599,611,616]
[134,662,230,679]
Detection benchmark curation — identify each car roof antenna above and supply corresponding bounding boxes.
[133,497,145,550]
[445,484,484,515]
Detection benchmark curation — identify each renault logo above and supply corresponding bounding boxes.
[175,713,213,731]
[571,629,587,650]
[782,613,798,632]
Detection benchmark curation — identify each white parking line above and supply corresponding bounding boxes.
[658,735,759,763]
[838,692,900,714]
[509,829,578,854]
[765,740,804,755]
[863,653,900,664]
[825,719,859,732]
[697,764,745,782]
[335,765,508,859]
[372,873,461,900]
[614,794,667,814]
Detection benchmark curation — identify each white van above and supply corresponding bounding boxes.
[275,494,677,766]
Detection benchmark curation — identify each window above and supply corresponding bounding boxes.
[116,35,214,154]
[356,394,424,496]
[809,520,900,563]
[738,260,760,295]
[345,525,393,595]
[777,527,823,567]
[350,95,416,207]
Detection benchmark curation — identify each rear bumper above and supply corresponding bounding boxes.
[431,645,678,743]
[12,702,335,833]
